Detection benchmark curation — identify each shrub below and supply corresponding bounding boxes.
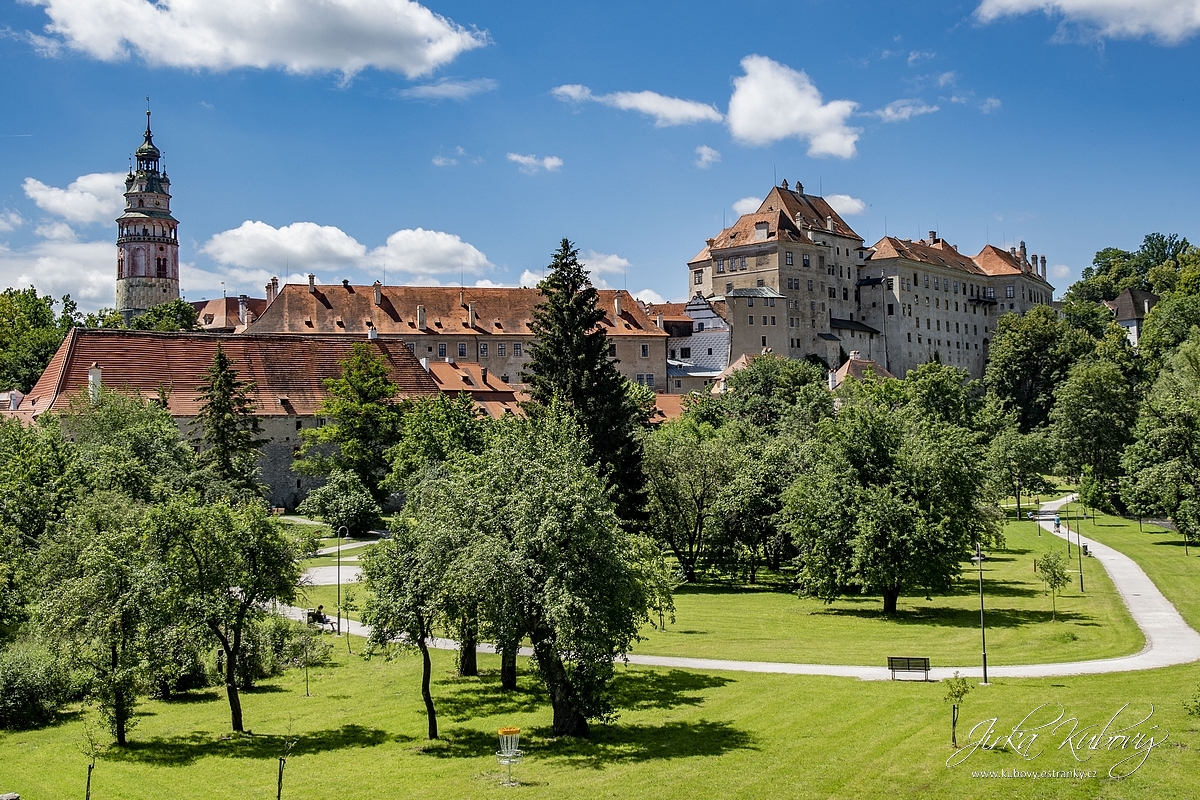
[232,615,332,689]
[298,469,383,535]
[0,641,71,729]
[147,624,210,700]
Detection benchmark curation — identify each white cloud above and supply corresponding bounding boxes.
[825,194,867,216]
[506,153,563,174]
[873,99,940,122]
[23,0,487,79]
[732,197,761,216]
[1051,263,1072,280]
[432,155,457,166]
[726,55,860,158]
[22,172,126,224]
[0,238,115,307]
[936,71,957,88]
[907,50,936,65]
[473,278,514,288]
[633,288,667,305]
[975,0,1200,44]
[0,210,22,232]
[399,77,497,101]
[552,83,722,127]
[199,220,492,285]
[35,221,77,241]
[580,250,630,276]
[518,269,541,288]
[694,145,721,168]
[981,96,1002,113]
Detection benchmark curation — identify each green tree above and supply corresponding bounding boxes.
[784,382,998,613]
[385,392,484,495]
[193,344,265,497]
[35,495,163,745]
[643,418,742,582]
[0,287,75,393]
[297,469,382,536]
[1139,294,1200,365]
[411,410,668,737]
[295,342,406,501]
[985,423,1054,518]
[943,671,974,748]
[1122,335,1200,542]
[147,498,304,733]
[984,304,1093,432]
[903,362,981,428]
[361,525,442,739]
[721,354,830,431]
[522,239,647,527]
[126,298,199,331]
[1049,359,1137,482]
[1035,549,1070,621]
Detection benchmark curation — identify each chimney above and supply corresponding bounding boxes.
[614,293,623,318]
[929,230,937,243]
[827,369,836,391]
[1019,241,1027,266]
[417,304,427,330]
[237,294,248,325]
[419,357,430,372]
[656,313,664,330]
[1040,256,1047,278]
[481,366,488,383]
[781,178,789,190]
[8,390,22,411]
[367,322,377,340]
[373,281,382,306]
[271,276,279,297]
[1145,299,1151,315]
[826,215,834,231]
[308,273,316,293]
[88,362,102,402]
[459,289,465,307]
[265,281,275,303]
[468,302,476,328]
[706,238,715,247]
[795,181,804,194]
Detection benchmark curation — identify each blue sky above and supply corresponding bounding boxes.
[1,0,1199,311]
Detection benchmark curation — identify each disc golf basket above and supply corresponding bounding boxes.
[496,727,523,787]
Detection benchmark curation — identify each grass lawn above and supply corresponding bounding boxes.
[4,642,1200,800]
[633,520,1143,667]
[297,584,371,623]
[1060,504,1200,630]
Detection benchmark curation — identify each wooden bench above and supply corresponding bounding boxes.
[887,656,930,681]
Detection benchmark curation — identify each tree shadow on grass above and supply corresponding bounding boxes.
[818,606,1096,629]
[943,580,1043,599]
[425,720,755,766]
[159,689,223,705]
[673,581,791,597]
[609,668,733,711]
[109,724,402,766]
[434,670,548,722]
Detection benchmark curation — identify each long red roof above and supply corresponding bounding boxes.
[9,329,438,419]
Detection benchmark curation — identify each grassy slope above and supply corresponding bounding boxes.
[633,520,1143,666]
[4,645,1199,800]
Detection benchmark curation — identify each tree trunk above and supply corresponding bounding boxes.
[224,645,244,732]
[531,629,589,738]
[951,704,959,748]
[500,644,518,691]
[416,637,438,739]
[111,643,127,746]
[458,611,478,677]
[882,588,900,614]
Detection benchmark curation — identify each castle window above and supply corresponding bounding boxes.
[438,343,447,358]
[458,343,467,358]
[785,251,793,266]
[514,343,522,357]
[498,343,506,356]
[480,343,488,357]
[803,253,811,268]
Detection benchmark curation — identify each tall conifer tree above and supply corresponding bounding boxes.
[194,344,265,495]
[522,239,647,526]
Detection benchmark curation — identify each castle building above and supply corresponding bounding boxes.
[686,182,1055,379]
[116,111,180,323]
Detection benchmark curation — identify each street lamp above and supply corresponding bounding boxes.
[336,525,348,636]
[1077,523,1085,592]
[971,541,989,685]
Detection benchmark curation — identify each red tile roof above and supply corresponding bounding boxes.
[244,284,666,338]
[8,329,438,420]
[650,393,685,424]
[192,297,268,331]
[869,237,984,275]
[973,244,1050,284]
[423,359,524,418]
[832,355,895,388]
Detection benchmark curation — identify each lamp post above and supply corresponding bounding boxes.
[1077,523,1085,592]
[336,525,348,636]
[971,541,989,685]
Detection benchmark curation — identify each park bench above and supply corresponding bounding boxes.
[887,656,930,681]
[305,609,336,633]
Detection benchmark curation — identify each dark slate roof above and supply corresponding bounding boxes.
[724,287,786,299]
[1104,288,1159,322]
[829,318,881,335]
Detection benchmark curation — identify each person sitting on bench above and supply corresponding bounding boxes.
[313,605,336,633]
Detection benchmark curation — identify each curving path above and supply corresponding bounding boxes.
[295,495,1200,681]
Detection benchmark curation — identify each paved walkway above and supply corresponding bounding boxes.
[292,495,1200,681]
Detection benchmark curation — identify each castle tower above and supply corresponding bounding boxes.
[116,110,179,323]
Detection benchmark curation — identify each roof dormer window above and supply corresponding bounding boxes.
[754,222,769,241]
